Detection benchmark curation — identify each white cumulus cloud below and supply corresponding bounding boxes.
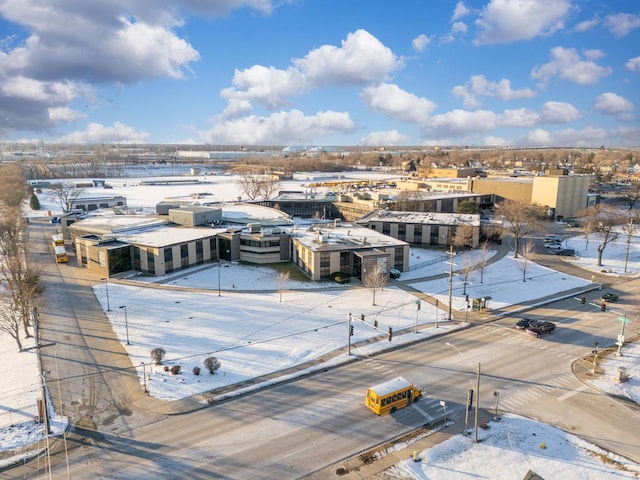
[594,92,634,116]
[531,47,612,87]
[412,34,432,52]
[452,75,536,108]
[474,0,572,45]
[57,121,149,144]
[199,109,355,145]
[540,101,581,123]
[361,83,436,124]
[425,109,497,137]
[360,130,409,147]
[603,13,640,38]
[625,56,640,73]
[222,29,402,110]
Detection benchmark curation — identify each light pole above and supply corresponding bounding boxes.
[446,342,481,443]
[101,277,111,311]
[141,362,148,393]
[592,342,599,374]
[119,305,130,344]
[493,390,500,420]
[445,245,456,321]
[218,258,221,297]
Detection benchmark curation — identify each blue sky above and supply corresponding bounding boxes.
[0,0,638,147]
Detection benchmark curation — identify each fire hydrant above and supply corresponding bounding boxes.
[413,451,419,462]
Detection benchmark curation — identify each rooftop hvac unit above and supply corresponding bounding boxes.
[247,223,261,233]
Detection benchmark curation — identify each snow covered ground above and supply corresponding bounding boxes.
[386,414,640,479]
[2,175,639,476]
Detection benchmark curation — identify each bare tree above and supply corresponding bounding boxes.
[495,200,544,258]
[237,174,279,201]
[0,298,25,352]
[578,204,626,266]
[51,183,83,213]
[362,262,388,306]
[580,214,598,250]
[454,225,475,249]
[519,240,535,282]
[624,184,640,211]
[621,216,639,273]
[478,239,491,284]
[258,177,279,200]
[277,271,290,303]
[459,255,474,294]
[150,347,166,365]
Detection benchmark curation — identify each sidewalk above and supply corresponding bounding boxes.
[302,408,496,480]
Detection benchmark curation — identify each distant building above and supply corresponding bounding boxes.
[71,195,127,212]
[470,174,593,219]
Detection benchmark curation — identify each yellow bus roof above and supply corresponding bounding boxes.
[369,377,414,396]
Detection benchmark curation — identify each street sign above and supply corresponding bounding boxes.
[617,316,630,324]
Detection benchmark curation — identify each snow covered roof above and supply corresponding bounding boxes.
[362,210,481,226]
[291,223,407,251]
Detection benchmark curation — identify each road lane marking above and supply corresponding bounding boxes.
[557,384,589,402]
[412,403,434,421]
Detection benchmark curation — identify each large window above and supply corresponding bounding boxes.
[320,252,330,278]
[147,249,155,274]
[398,224,406,240]
[181,244,189,268]
[164,247,173,273]
[132,246,141,271]
[195,240,203,264]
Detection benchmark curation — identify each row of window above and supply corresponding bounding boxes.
[380,389,409,406]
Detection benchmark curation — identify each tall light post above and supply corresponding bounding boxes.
[445,245,456,321]
[101,277,111,311]
[446,342,481,443]
[141,362,148,393]
[218,258,221,297]
[119,305,130,344]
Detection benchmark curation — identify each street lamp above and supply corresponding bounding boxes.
[218,258,221,297]
[119,305,130,344]
[141,362,148,393]
[446,342,481,443]
[445,245,456,321]
[101,277,111,311]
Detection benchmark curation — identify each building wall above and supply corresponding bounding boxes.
[531,175,591,219]
[470,177,533,203]
[365,221,479,248]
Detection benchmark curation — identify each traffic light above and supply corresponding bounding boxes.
[361,314,365,322]
[465,294,469,302]
[600,303,606,312]
[374,319,378,328]
[417,302,421,311]
[388,326,393,341]
[467,389,474,411]
[349,325,354,336]
[581,297,586,304]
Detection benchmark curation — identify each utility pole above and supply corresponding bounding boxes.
[446,245,456,321]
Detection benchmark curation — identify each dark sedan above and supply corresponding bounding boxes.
[600,292,619,302]
[525,321,556,338]
[515,318,536,330]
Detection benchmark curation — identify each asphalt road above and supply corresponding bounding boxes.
[6,219,639,479]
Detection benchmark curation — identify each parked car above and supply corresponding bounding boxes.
[389,268,401,279]
[555,249,576,256]
[544,235,563,243]
[515,318,535,330]
[525,321,556,338]
[600,292,619,302]
[544,242,563,249]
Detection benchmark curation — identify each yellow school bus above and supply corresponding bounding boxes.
[54,245,68,263]
[365,377,422,415]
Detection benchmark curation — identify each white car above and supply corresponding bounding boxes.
[544,242,563,249]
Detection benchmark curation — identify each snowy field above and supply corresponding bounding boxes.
[386,414,640,479]
[2,174,639,475]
